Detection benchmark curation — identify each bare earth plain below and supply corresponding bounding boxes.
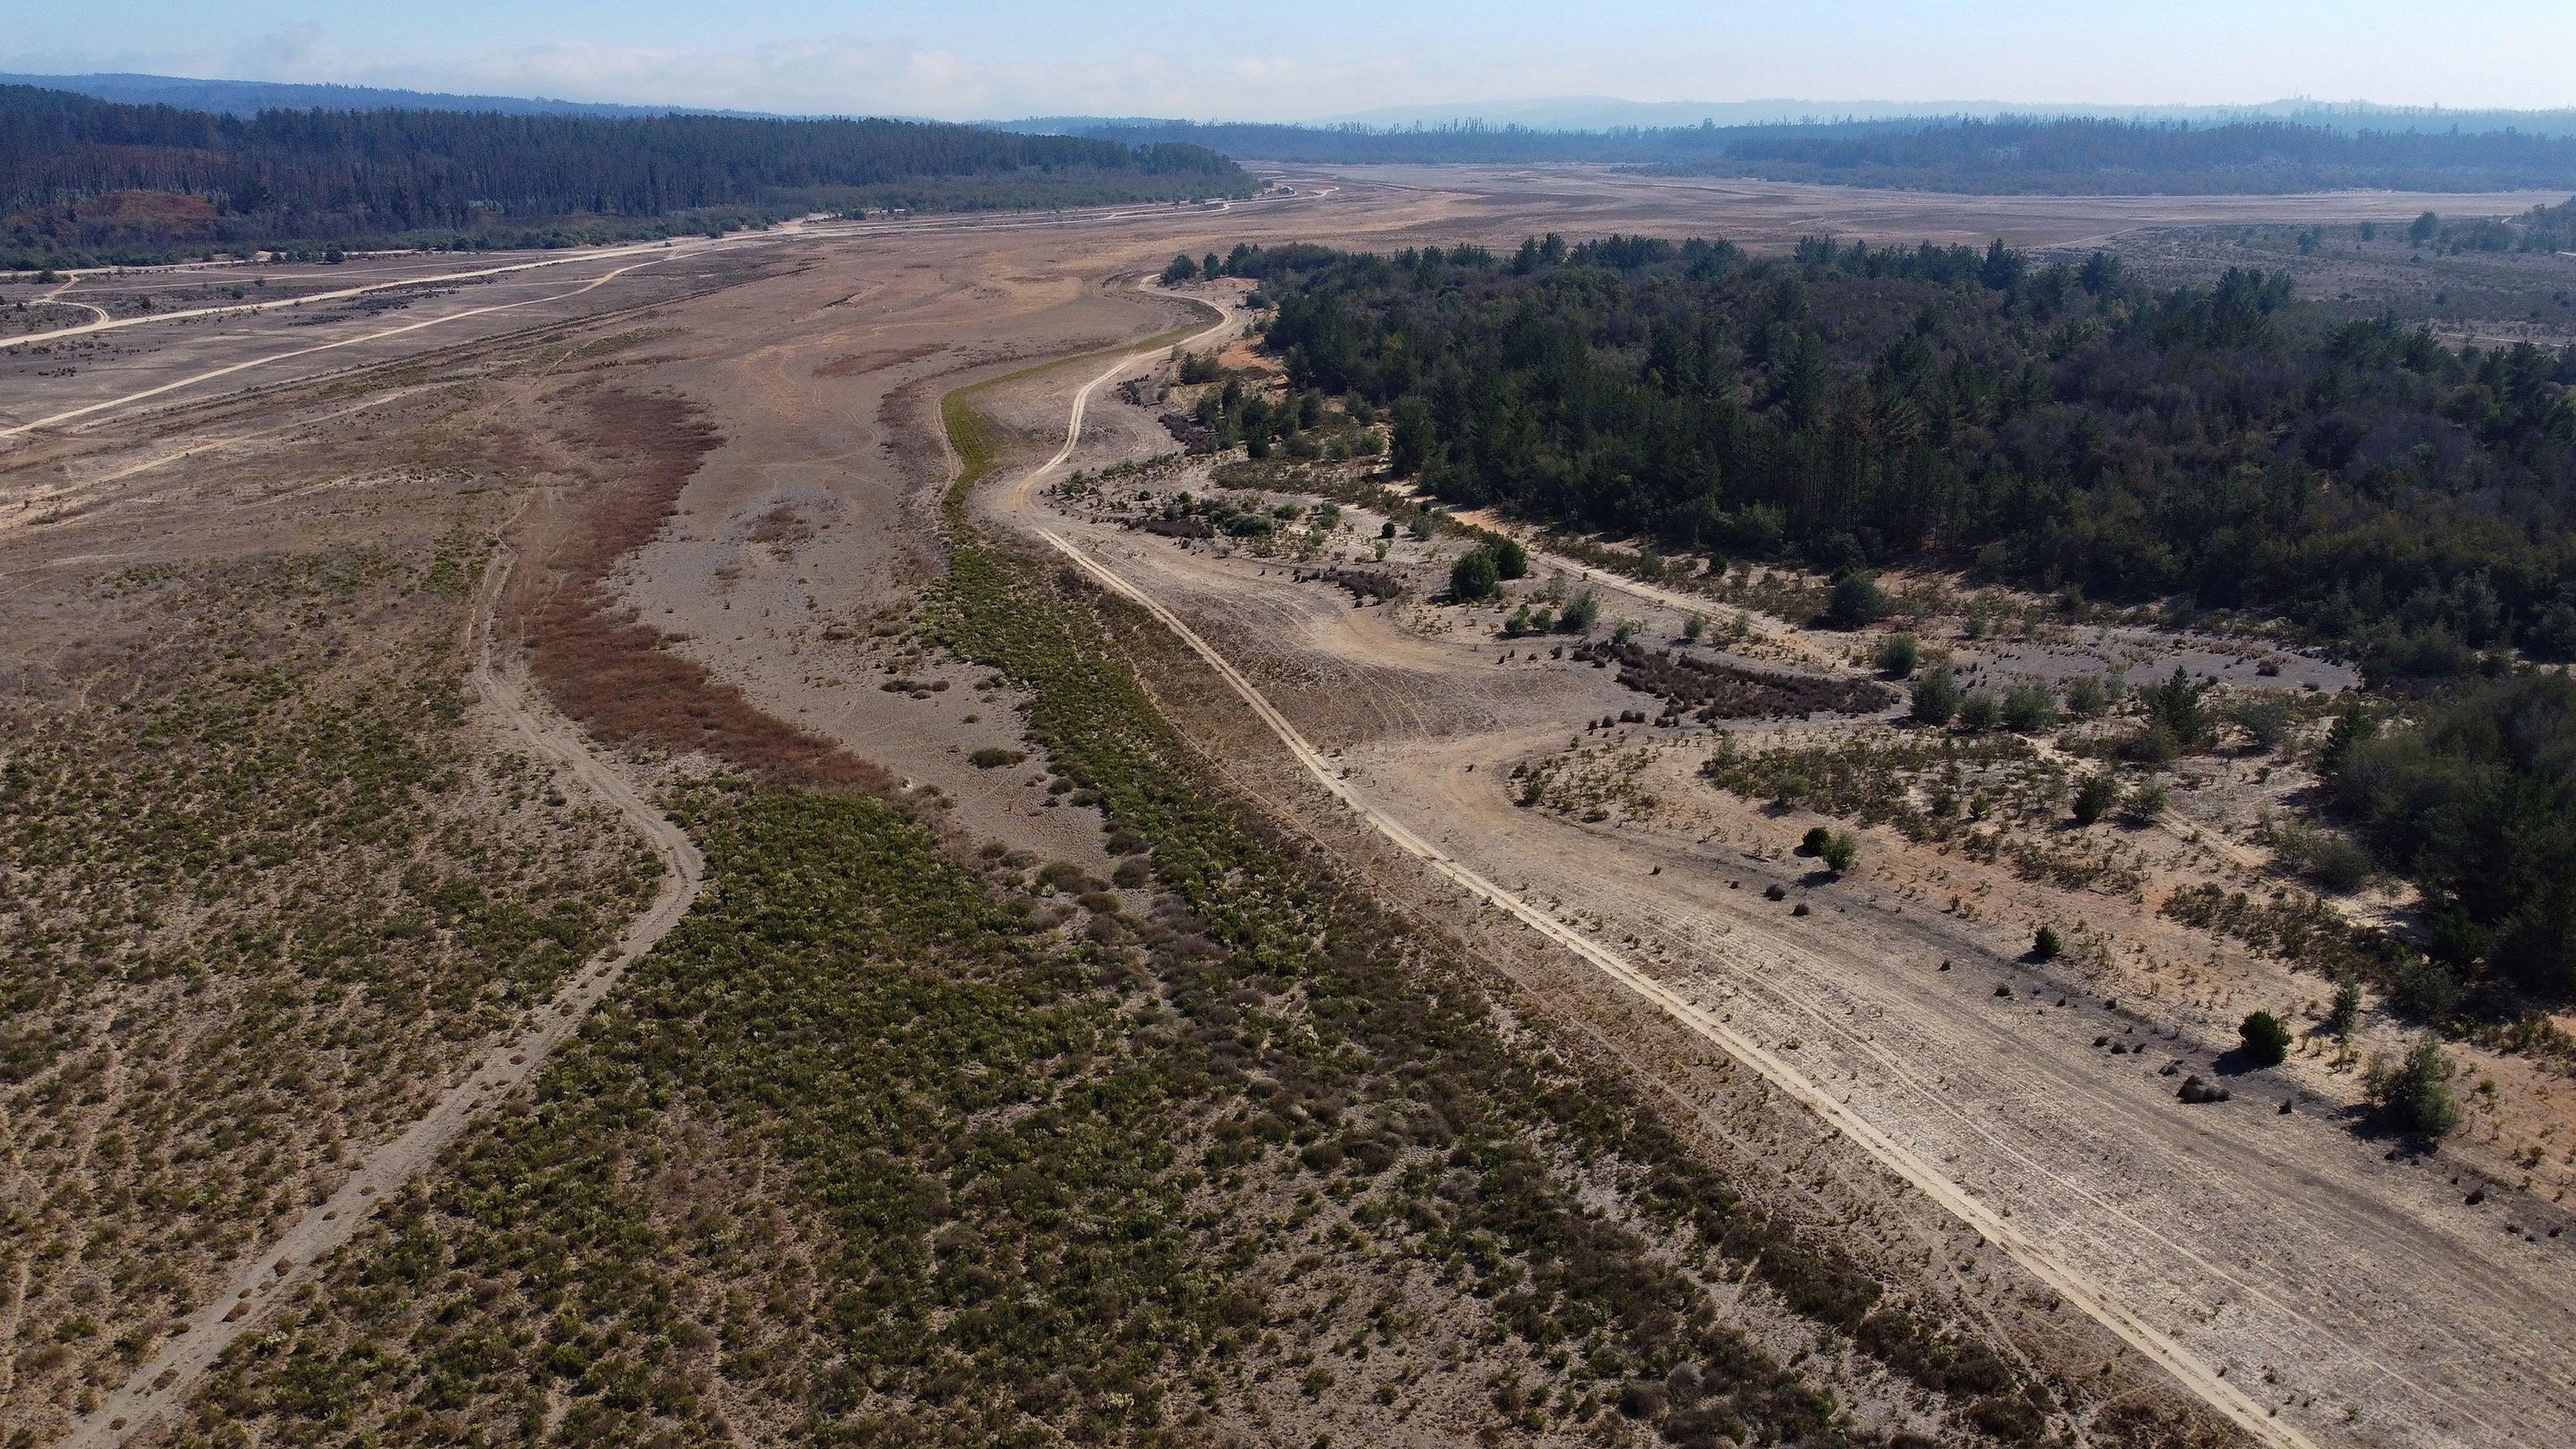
[4,169,2573,1449]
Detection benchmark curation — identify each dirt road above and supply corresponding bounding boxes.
[53,548,706,1449]
[979,297,2576,1447]
[990,316,2323,1448]
[15,167,2572,1447]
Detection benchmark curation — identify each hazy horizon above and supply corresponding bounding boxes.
[6,1,2572,124]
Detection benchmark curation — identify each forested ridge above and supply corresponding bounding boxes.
[0,85,1251,264]
[1689,117,2576,194]
[1058,114,2576,193]
[1234,234,2576,998]
[1247,234,2576,661]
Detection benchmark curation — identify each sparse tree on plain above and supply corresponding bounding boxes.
[2365,1035,2459,1138]
[1910,667,1961,726]
[1449,548,1500,602]
[2072,773,2119,825]
[2239,1010,2291,1066]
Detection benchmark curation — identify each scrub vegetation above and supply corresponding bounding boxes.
[139,390,2169,1448]
[0,545,656,1439]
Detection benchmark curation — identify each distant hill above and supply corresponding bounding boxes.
[1002,114,2576,192]
[1298,95,2576,138]
[0,85,1251,266]
[0,71,734,118]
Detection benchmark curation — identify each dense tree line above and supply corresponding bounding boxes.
[1245,236,2576,667]
[1239,234,2576,998]
[2327,674,2576,998]
[1693,117,2576,194]
[1050,114,2576,191]
[0,84,1248,264]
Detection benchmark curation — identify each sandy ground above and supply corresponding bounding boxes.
[1273,165,2571,251]
[11,170,2576,1447]
[991,315,2576,1447]
[53,549,707,1449]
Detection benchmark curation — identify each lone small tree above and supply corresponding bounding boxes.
[1957,689,2002,732]
[2002,682,2057,732]
[1803,824,1860,874]
[2120,782,2169,825]
[2365,1035,2459,1138]
[1819,830,1859,875]
[2142,666,2209,752]
[1827,570,1890,628]
[2063,674,2109,718]
[1875,633,1920,678]
[1558,589,1601,633]
[2327,977,2363,1038]
[2239,1010,2292,1066]
[2072,773,2119,825]
[1910,667,1962,726]
[2031,925,2063,960]
[1162,253,1200,284]
[1449,548,1500,602]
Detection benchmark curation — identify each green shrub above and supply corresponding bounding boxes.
[1909,668,1961,726]
[1818,830,1859,875]
[2226,694,2294,751]
[2071,774,2119,826]
[2388,953,2464,1019]
[2272,823,2373,894]
[1558,589,1601,633]
[2365,1035,2459,1137]
[1449,548,1500,601]
[2238,1010,2292,1065]
[2118,723,2182,764]
[2001,682,2056,732]
[2062,674,2109,718]
[2120,782,2169,825]
[1875,633,1920,678]
[1827,570,1890,628]
[2031,925,2062,960]
[2140,666,2209,750]
[1957,689,2002,732]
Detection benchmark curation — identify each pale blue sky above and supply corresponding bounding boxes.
[7,1,2572,121]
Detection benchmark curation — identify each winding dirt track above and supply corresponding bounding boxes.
[55,548,705,1449]
[985,294,2321,1449]
[0,254,701,442]
[5,240,705,353]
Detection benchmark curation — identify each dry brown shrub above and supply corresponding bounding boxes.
[511,386,898,797]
